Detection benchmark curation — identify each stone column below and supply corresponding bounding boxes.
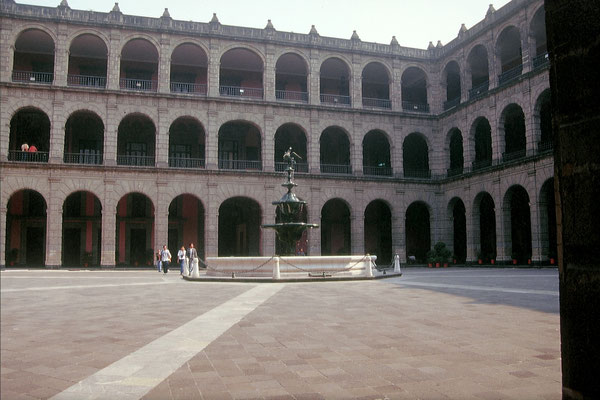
[529,190,542,264]
[263,112,274,172]
[309,113,320,174]
[104,99,118,166]
[264,45,276,102]
[155,180,169,252]
[107,30,121,91]
[0,203,6,268]
[351,121,362,176]
[308,49,320,106]
[207,40,221,98]
[0,19,13,83]
[262,184,276,256]
[391,59,403,112]
[309,186,321,255]
[393,125,403,178]
[45,177,62,268]
[54,23,69,87]
[49,96,66,164]
[205,108,219,170]
[101,197,116,267]
[393,194,406,262]
[204,182,219,256]
[352,189,364,255]
[156,103,169,168]
[157,35,170,94]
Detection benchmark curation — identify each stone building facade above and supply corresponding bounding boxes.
[0,0,554,268]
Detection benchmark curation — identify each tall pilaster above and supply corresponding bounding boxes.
[45,176,62,267]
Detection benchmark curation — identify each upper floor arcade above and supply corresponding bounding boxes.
[1,0,547,116]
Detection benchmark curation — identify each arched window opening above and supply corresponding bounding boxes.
[497,26,523,85]
[362,62,391,109]
[362,130,392,176]
[120,39,159,91]
[478,193,497,263]
[320,58,351,106]
[320,127,351,174]
[8,108,50,163]
[467,45,489,99]
[64,111,104,165]
[169,117,206,169]
[68,34,108,88]
[406,202,430,263]
[117,114,156,166]
[12,29,54,84]
[218,121,262,170]
[169,195,205,260]
[170,43,208,95]
[451,199,467,263]
[218,197,261,256]
[5,190,47,267]
[448,128,464,176]
[502,104,526,161]
[472,118,493,170]
[321,199,351,256]
[62,191,102,267]
[115,193,155,266]
[505,186,532,264]
[403,133,430,178]
[401,67,429,112]
[274,124,308,172]
[219,48,264,98]
[531,7,549,68]
[364,200,392,265]
[443,61,461,110]
[276,53,308,102]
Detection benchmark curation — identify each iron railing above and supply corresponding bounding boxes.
[275,162,308,173]
[472,158,493,170]
[468,81,489,100]
[64,152,103,165]
[502,149,526,162]
[498,64,523,86]
[320,163,352,174]
[363,166,393,176]
[402,101,429,113]
[320,94,351,106]
[219,86,263,98]
[443,97,461,111]
[170,82,207,95]
[447,167,464,177]
[275,90,308,103]
[362,98,392,109]
[403,169,431,179]
[538,140,553,153]
[117,155,155,166]
[218,159,262,170]
[67,74,106,88]
[119,78,157,92]
[8,150,49,162]
[169,157,205,169]
[532,53,550,69]
[12,70,53,84]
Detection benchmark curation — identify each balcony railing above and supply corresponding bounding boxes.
[320,163,352,174]
[402,101,429,113]
[8,150,49,162]
[218,159,262,170]
[498,64,523,86]
[363,166,393,177]
[443,97,461,111]
[119,78,157,92]
[168,157,205,169]
[502,149,526,162]
[538,140,553,153]
[219,86,263,99]
[447,167,464,177]
[170,82,207,95]
[64,152,103,165]
[403,169,431,179]
[276,90,308,103]
[320,94,351,106]
[12,71,53,84]
[362,98,392,109]
[472,158,493,170]
[532,53,550,69]
[468,81,489,100]
[275,162,308,173]
[117,155,155,166]
[67,74,106,88]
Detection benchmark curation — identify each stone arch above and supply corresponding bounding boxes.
[115,191,156,266]
[502,185,532,264]
[446,127,464,175]
[168,193,206,260]
[403,132,430,178]
[405,201,432,263]
[218,196,262,256]
[470,116,493,169]
[62,190,102,267]
[473,191,497,263]
[321,198,352,256]
[447,197,467,263]
[364,199,393,265]
[218,120,263,170]
[499,103,527,160]
[362,129,392,176]
[274,123,308,172]
[534,89,552,149]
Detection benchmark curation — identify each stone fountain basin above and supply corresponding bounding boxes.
[206,255,376,278]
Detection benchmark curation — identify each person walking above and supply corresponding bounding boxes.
[156,248,162,272]
[187,243,198,275]
[160,245,171,274]
[177,246,186,275]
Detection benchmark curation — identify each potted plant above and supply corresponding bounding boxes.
[8,248,18,266]
[477,250,483,265]
[82,251,93,267]
[427,242,452,269]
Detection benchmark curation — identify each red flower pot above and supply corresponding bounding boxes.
[478,259,482,265]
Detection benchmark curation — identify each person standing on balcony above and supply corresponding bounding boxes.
[21,143,29,152]
[28,144,37,153]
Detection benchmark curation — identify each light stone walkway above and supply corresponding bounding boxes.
[1,268,560,399]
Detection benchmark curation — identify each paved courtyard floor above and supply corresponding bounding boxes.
[1,267,560,399]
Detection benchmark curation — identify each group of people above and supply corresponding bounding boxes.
[20,143,38,160]
[156,243,198,275]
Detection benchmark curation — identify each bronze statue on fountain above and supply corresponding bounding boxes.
[262,148,319,256]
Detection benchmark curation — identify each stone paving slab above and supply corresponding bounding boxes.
[1,268,560,399]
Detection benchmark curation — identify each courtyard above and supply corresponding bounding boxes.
[1,268,560,399]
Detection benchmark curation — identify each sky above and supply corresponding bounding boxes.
[17,0,512,49]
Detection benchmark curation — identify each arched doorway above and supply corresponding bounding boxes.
[449,198,467,263]
[448,128,464,176]
[6,190,47,266]
[115,193,154,266]
[504,186,532,264]
[364,200,392,265]
[218,197,261,256]
[321,199,351,255]
[405,202,430,263]
[475,192,496,263]
[62,191,102,267]
[168,194,205,260]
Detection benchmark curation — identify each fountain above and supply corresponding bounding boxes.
[262,148,318,255]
